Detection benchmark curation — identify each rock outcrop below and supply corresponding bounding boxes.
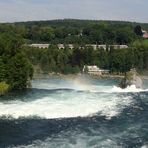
[119,69,143,89]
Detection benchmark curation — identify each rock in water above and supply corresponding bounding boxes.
[131,75,143,88]
[119,69,143,89]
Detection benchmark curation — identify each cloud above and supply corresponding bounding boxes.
[0,0,147,23]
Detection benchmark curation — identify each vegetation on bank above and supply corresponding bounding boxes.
[22,39,148,75]
[0,33,33,95]
[0,81,9,96]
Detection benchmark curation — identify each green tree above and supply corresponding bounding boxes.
[7,53,33,89]
[0,33,33,91]
[0,57,6,82]
[134,25,143,36]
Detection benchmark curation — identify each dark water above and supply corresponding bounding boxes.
[0,77,148,148]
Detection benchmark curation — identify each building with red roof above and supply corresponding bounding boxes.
[142,30,148,39]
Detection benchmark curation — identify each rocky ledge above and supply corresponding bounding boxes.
[119,69,143,89]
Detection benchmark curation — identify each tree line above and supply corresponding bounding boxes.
[0,33,33,94]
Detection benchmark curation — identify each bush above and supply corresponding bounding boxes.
[0,81,9,96]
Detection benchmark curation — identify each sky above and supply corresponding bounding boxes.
[0,0,148,23]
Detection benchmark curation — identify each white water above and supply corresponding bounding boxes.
[0,92,133,119]
[32,77,148,93]
[1,77,144,120]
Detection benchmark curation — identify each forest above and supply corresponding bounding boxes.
[1,19,148,44]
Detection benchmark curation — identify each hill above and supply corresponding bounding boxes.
[0,19,147,44]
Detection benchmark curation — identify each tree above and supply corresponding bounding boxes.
[0,81,9,96]
[134,25,143,36]
[39,27,55,41]
[0,57,6,82]
[7,53,33,90]
[0,33,33,91]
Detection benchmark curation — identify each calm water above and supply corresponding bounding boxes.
[0,76,148,148]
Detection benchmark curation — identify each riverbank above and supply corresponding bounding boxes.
[33,73,124,80]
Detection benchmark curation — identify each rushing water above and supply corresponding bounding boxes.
[0,76,148,148]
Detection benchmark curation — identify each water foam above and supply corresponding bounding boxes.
[0,91,133,119]
[141,145,148,148]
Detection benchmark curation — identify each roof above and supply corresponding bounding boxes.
[143,32,148,38]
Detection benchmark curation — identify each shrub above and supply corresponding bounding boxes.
[0,81,10,96]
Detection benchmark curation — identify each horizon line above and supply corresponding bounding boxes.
[0,18,148,24]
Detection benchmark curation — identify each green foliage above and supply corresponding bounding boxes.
[134,25,143,36]
[7,53,33,89]
[0,33,33,90]
[0,57,6,82]
[1,19,147,44]
[0,81,9,96]
[110,49,130,72]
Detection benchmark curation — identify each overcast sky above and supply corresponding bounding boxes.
[0,0,148,23]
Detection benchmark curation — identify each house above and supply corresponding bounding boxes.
[143,33,148,38]
[83,65,109,76]
[142,30,148,39]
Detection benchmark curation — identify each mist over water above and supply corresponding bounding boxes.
[0,76,148,148]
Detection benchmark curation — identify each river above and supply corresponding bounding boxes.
[0,76,148,148]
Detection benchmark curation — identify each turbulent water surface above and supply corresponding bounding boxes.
[0,76,148,148]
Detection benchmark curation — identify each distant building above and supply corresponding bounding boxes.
[87,44,128,50]
[143,33,148,38]
[142,30,148,39]
[30,44,49,49]
[57,44,65,49]
[109,45,128,50]
[87,44,106,50]
[69,44,74,49]
[28,44,128,50]
[83,65,109,76]
[98,45,107,50]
